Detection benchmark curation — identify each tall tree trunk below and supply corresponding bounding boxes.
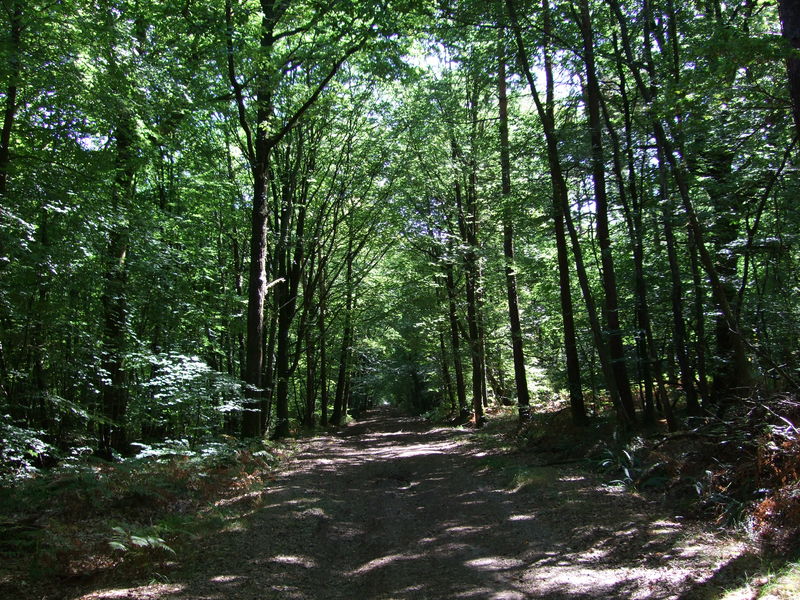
[779,0,800,134]
[656,149,696,425]
[688,231,711,406]
[331,242,354,426]
[507,0,589,425]
[438,330,455,412]
[99,115,136,456]
[303,313,316,430]
[228,0,275,437]
[608,0,752,399]
[601,39,657,420]
[260,302,277,432]
[445,262,469,419]
[498,49,531,423]
[318,262,330,426]
[453,139,486,427]
[273,288,293,437]
[0,0,21,198]
[577,0,636,419]
[271,144,308,439]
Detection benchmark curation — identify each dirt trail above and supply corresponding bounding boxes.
[78,409,748,599]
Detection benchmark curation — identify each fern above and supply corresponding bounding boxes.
[108,525,175,555]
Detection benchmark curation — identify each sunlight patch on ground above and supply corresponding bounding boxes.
[394,584,427,595]
[675,542,710,558]
[648,522,683,536]
[346,552,423,576]
[209,574,244,583]
[444,524,492,535]
[372,440,461,458]
[522,566,641,597]
[464,556,525,571]
[295,507,327,519]
[269,554,317,568]
[213,489,261,508]
[507,513,536,522]
[76,584,186,599]
[221,520,247,532]
[453,587,524,599]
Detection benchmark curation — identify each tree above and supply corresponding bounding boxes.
[224,0,378,437]
[779,0,800,134]
[497,45,531,423]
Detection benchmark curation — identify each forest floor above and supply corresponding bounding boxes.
[44,406,783,600]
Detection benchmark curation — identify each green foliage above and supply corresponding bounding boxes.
[594,433,670,491]
[0,421,55,481]
[128,352,244,443]
[108,524,175,555]
[0,435,287,589]
[0,0,798,565]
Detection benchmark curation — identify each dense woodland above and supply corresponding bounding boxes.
[1,0,799,478]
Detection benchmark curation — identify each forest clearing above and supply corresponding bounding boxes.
[2,0,800,597]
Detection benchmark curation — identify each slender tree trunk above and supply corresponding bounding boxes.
[608,0,752,398]
[445,263,469,418]
[507,0,589,425]
[99,115,136,455]
[438,330,455,412]
[656,149,696,424]
[779,0,800,134]
[688,231,711,406]
[577,0,636,418]
[303,313,316,429]
[600,42,657,420]
[331,243,354,426]
[273,289,293,437]
[226,0,277,438]
[561,192,636,424]
[29,208,50,429]
[453,138,486,426]
[319,262,330,426]
[498,50,531,423]
[703,149,742,402]
[271,151,307,438]
[239,58,273,439]
[260,302,277,431]
[0,0,21,198]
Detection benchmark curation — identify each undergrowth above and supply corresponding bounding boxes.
[0,437,292,598]
[514,391,800,597]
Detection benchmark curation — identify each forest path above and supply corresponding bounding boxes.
[78,408,748,600]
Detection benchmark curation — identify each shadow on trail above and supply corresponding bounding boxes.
[75,408,746,600]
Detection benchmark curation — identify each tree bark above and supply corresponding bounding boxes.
[608,0,752,399]
[577,0,636,420]
[438,329,455,412]
[445,262,469,418]
[453,137,486,427]
[319,260,330,426]
[507,0,590,425]
[99,116,136,455]
[656,148,696,424]
[498,49,531,423]
[0,0,21,198]
[331,240,354,426]
[779,0,800,134]
[600,40,657,420]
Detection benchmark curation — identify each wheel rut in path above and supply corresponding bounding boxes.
[78,409,747,599]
